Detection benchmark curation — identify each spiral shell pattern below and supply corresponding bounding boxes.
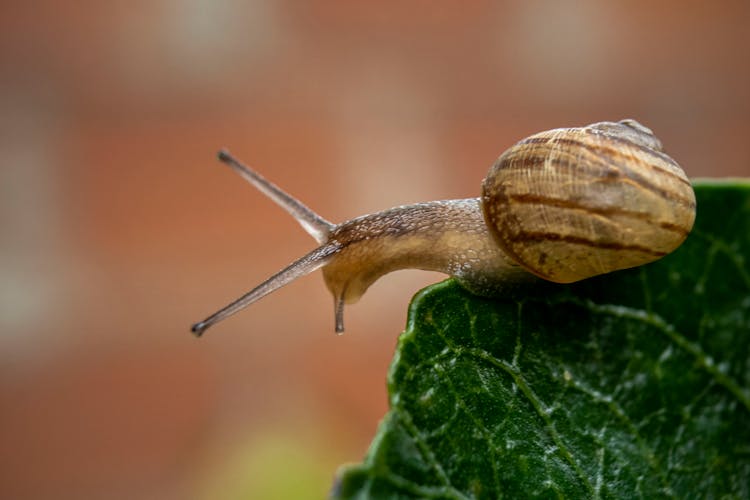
[481,119,696,283]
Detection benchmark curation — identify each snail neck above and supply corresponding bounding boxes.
[322,198,524,330]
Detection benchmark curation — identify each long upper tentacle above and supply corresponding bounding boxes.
[217,149,335,244]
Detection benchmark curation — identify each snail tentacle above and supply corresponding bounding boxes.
[191,242,341,336]
[217,149,334,244]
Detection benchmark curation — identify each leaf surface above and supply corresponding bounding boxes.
[333,182,750,499]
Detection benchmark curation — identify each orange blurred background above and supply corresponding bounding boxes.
[1,2,748,499]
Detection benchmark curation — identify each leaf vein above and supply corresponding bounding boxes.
[462,346,597,497]
[583,302,750,413]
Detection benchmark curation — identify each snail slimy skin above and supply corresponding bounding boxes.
[191,119,696,336]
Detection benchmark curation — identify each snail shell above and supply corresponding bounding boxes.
[482,119,696,283]
[192,119,696,335]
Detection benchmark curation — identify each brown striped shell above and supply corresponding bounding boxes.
[481,119,696,284]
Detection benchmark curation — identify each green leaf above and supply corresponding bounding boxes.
[333,182,750,499]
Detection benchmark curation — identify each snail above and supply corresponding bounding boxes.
[191,119,696,336]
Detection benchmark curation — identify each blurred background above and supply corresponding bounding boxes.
[1,1,748,498]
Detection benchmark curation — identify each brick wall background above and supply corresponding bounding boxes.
[1,2,748,498]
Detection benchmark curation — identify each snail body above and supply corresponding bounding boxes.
[192,119,696,335]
